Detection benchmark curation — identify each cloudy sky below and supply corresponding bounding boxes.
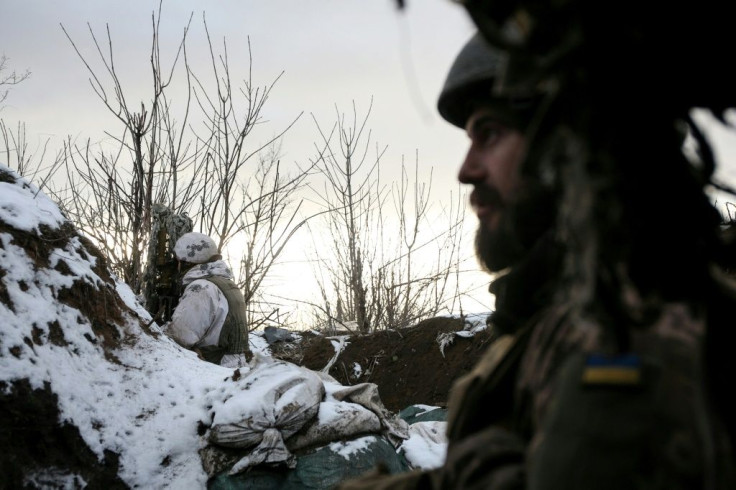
[0,0,475,187]
[3,1,736,205]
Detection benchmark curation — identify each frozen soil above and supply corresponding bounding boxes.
[284,317,496,412]
[0,379,127,489]
[0,212,133,488]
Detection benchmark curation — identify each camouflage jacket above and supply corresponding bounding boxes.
[340,296,736,489]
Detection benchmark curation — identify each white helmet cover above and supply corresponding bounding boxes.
[174,232,218,264]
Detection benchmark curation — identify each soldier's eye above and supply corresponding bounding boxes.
[472,117,506,147]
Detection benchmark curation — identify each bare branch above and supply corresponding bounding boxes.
[0,54,31,108]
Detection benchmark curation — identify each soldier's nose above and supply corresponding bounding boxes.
[458,147,486,184]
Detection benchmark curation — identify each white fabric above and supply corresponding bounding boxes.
[287,400,382,451]
[174,232,218,263]
[165,260,234,360]
[201,357,411,477]
[221,354,249,368]
[328,382,409,445]
[207,355,325,474]
[400,421,448,470]
[229,428,295,473]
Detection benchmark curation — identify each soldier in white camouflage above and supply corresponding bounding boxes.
[164,232,251,368]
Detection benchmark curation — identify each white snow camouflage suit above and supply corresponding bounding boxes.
[165,259,249,367]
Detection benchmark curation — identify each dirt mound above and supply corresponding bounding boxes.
[296,316,495,412]
[1,168,135,488]
[0,380,126,489]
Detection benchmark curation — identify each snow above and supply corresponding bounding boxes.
[0,166,231,486]
[0,164,451,487]
[24,468,87,489]
[437,331,456,357]
[459,312,491,333]
[0,231,110,387]
[317,399,372,426]
[400,421,448,470]
[0,175,66,231]
[329,435,376,460]
[248,329,273,356]
[352,361,363,379]
[437,312,492,356]
[410,404,440,415]
[116,279,153,322]
[321,335,350,373]
[208,355,322,427]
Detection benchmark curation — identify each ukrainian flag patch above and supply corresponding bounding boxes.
[581,353,642,386]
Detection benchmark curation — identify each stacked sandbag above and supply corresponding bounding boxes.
[201,354,411,487]
[204,355,325,473]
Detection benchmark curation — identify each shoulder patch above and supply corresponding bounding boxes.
[581,353,642,387]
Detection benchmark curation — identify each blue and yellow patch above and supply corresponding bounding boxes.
[581,353,642,386]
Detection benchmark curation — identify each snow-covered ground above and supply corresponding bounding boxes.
[0,166,234,485]
[0,164,451,488]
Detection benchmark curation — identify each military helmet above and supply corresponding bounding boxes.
[438,32,538,130]
[174,232,218,264]
[437,32,505,128]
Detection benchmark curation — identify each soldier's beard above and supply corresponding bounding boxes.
[475,214,524,272]
[474,183,556,273]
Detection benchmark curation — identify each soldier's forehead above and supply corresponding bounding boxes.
[465,106,504,133]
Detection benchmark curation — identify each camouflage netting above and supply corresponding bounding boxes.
[142,203,194,323]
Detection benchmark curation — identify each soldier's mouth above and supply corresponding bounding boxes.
[470,186,503,223]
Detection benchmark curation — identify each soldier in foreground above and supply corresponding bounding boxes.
[341,1,736,487]
[164,232,251,368]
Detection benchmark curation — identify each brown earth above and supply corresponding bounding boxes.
[0,184,133,489]
[0,380,127,489]
[276,316,496,412]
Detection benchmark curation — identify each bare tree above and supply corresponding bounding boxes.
[0,57,63,188]
[58,4,310,329]
[0,121,66,197]
[373,154,468,329]
[228,142,321,330]
[60,8,201,292]
[0,54,30,109]
[308,101,469,333]
[308,100,384,333]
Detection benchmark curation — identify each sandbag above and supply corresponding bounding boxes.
[209,435,410,490]
[399,421,447,470]
[328,382,409,444]
[399,405,448,424]
[207,355,325,473]
[288,400,382,451]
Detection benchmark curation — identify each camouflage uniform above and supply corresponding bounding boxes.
[340,284,736,489]
[166,232,251,367]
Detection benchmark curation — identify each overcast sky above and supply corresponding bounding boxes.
[0,0,476,192]
[3,2,736,197]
